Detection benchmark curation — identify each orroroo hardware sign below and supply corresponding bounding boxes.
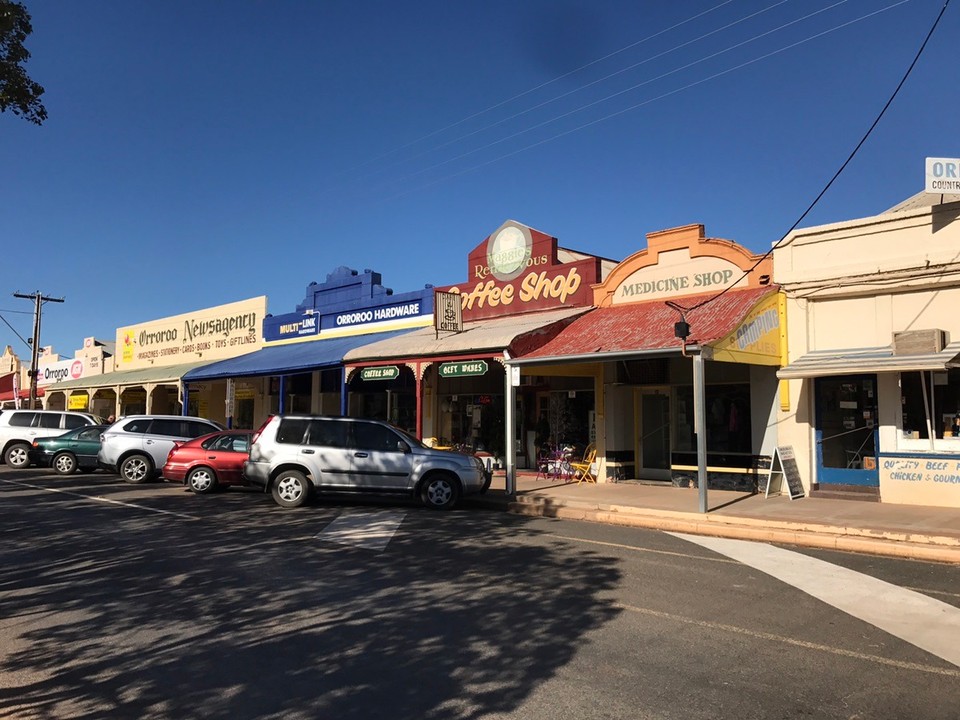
[443,221,599,321]
[117,296,267,370]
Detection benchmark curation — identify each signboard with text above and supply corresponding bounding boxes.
[117,296,267,370]
[439,360,489,378]
[925,157,960,194]
[360,366,400,381]
[442,221,599,322]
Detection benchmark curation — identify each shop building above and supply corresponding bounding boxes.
[34,339,115,414]
[343,220,616,468]
[775,193,960,507]
[0,346,31,408]
[507,224,783,490]
[46,297,267,422]
[182,267,434,429]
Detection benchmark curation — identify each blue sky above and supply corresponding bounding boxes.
[2,0,957,358]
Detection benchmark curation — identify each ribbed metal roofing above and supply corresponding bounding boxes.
[343,307,589,362]
[518,287,777,362]
[778,342,960,379]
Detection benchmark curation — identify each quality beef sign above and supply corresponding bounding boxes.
[444,221,599,321]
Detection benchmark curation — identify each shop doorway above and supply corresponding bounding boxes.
[815,375,879,487]
[636,388,671,481]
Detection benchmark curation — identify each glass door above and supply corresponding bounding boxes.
[637,388,671,481]
[815,375,879,486]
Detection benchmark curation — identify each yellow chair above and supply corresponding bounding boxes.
[571,444,597,484]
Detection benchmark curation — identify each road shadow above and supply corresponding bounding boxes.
[0,470,623,719]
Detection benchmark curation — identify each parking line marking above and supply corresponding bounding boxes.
[0,479,199,520]
[316,510,406,551]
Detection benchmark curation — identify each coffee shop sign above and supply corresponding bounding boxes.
[451,267,582,311]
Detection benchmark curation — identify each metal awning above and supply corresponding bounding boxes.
[777,342,960,379]
[183,328,415,381]
[342,307,588,362]
[45,360,215,392]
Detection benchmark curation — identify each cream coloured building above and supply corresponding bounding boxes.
[775,193,960,507]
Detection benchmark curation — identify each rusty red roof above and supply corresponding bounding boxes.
[518,286,778,360]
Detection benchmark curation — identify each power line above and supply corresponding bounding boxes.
[380,0,913,203]
[673,0,952,317]
[342,0,738,175]
[354,0,796,186]
[0,312,32,349]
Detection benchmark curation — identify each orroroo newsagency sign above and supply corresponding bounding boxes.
[117,296,267,369]
[443,221,599,321]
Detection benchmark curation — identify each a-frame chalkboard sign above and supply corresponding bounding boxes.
[764,445,805,500]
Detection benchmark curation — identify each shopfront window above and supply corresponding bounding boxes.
[900,369,960,446]
[816,376,877,469]
[673,384,752,454]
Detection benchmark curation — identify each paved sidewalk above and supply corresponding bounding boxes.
[464,472,960,564]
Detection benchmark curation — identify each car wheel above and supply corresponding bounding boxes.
[271,470,310,508]
[187,466,218,494]
[53,452,78,475]
[120,454,153,484]
[421,474,460,510]
[4,443,31,469]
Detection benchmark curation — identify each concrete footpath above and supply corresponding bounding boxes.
[464,472,960,564]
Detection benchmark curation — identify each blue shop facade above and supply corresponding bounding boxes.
[183,266,435,430]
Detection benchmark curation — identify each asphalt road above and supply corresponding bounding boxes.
[1,468,958,720]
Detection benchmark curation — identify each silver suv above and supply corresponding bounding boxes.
[98,415,224,483]
[243,415,491,509]
[0,409,104,468]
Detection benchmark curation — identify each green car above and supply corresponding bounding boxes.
[29,425,108,475]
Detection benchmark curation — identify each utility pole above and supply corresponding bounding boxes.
[13,291,65,408]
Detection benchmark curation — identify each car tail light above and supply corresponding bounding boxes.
[251,415,273,445]
[32,441,40,448]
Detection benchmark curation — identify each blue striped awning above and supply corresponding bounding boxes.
[182,329,413,382]
[777,341,960,379]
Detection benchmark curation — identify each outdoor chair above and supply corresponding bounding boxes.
[571,443,597,484]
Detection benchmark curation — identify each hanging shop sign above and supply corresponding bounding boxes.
[439,360,489,378]
[68,393,89,410]
[444,221,598,322]
[360,366,400,381]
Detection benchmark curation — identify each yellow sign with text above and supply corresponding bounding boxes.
[68,393,89,410]
[710,292,785,366]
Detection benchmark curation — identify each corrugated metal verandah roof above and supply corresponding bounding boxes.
[777,342,960,379]
[513,287,777,364]
[44,360,214,392]
[342,307,589,362]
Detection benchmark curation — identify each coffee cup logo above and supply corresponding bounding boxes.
[486,225,532,281]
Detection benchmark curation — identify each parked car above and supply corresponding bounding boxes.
[98,415,225,483]
[162,430,253,493]
[29,424,109,474]
[0,409,105,469]
[243,415,491,510]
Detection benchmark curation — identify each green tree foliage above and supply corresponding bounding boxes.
[0,0,46,125]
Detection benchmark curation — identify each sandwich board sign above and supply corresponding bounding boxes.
[765,445,805,500]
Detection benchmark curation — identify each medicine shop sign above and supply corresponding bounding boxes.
[443,221,599,322]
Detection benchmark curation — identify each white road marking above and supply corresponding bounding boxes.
[0,479,199,520]
[617,603,960,678]
[671,532,960,669]
[316,510,406,551]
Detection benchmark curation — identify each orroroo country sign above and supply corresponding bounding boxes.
[443,221,599,321]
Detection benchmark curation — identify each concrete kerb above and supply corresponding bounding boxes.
[467,493,960,564]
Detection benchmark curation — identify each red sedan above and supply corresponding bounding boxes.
[162,430,252,494]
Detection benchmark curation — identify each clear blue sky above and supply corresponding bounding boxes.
[2,0,957,359]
